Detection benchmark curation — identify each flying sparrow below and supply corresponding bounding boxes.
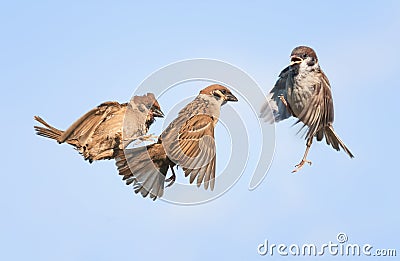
[34,93,164,163]
[260,46,354,172]
[116,84,238,200]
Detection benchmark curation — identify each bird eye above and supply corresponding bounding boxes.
[302,54,308,59]
[221,89,227,94]
[212,90,222,99]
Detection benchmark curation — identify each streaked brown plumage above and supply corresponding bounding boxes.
[116,84,238,200]
[34,93,164,163]
[260,46,354,172]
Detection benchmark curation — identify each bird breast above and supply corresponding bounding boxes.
[123,105,148,138]
[287,69,319,117]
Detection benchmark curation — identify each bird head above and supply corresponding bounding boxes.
[289,46,318,67]
[133,93,164,118]
[199,84,238,105]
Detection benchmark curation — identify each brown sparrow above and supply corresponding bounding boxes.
[116,84,238,200]
[260,46,354,172]
[34,93,164,163]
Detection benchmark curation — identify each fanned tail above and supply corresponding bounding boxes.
[115,143,173,200]
[324,125,354,158]
[33,116,63,142]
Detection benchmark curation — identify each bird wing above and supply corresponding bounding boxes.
[260,66,293,123]
[295,71,334,140]
[116,143,171,201]
[168,114,217,190]
[59,101,123,145]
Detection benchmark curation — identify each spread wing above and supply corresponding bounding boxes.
[295,71,334,140]
[59,101,123,145]
[260,66,293,123]
[167,114,216,190]
[116,143,171,201]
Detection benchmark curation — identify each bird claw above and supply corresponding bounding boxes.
[278,95,288,107]
[292,159,312,173]
[165,173,176,188]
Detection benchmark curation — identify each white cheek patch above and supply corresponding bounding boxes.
[300,58,318,72]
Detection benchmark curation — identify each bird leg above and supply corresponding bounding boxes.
[278,95,294,115]
[165,165,176,188]
[292,137,313,173]
[123,134,158,148]
[278,95,288,107]
[137,134,159,142]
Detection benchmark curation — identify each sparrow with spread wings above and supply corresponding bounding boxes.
[34,93,164,163]
[260,46,354,172]
[116,84,238,200]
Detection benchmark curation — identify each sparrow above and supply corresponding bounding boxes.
[34,93,164,163]
[116,84,238,200]
[260,46,354,172]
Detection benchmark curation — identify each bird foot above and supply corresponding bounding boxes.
[123,134,158,148]
[165,173,176,188]
[278,95,288,107]
[138,134,158,142]
[292,159,312,173]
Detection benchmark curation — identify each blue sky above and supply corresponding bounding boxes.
[1,1,400,260]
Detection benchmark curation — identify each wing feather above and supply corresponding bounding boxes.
[169,114,216,190]
[59,101,122,144]
[260,66,293,123]
[296,71,334,140]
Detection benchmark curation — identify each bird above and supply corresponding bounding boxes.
[34,93,164,163]
[260,46,354,172]
[115,84,238,200]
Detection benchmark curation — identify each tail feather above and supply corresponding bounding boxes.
[324,125,354,158]
[33,116,63,142]
[115,143,172,200]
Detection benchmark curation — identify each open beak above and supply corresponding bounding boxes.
[225,93,238,102]
[290,55,303,66]
[152,108,165,118]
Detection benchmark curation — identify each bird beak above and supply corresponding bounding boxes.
[152,108,165,118]
[290,55,303,66]
[225,93,238,102]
